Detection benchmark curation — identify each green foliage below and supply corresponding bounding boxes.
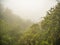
[19,24,41,45]
[0,2,60,45]
[41,3,60,45]
[0,4,32,45]
[19,3,60,45]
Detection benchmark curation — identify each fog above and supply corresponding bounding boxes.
[1,0,57,22]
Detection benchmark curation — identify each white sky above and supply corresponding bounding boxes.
[1,0,57,23]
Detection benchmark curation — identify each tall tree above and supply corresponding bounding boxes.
[41,3,60,45]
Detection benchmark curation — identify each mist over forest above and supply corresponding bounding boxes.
[0,0,60,45]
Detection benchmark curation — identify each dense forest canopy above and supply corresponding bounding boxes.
[0,0,60,45]
[0,4,33,45]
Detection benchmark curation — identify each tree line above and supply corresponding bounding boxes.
[0,2,60,45]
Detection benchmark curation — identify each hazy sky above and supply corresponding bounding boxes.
[1,0,57,22]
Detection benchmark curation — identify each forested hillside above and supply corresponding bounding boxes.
[0,1,60,45]
[0,4,33,45]
[20,3,60,45]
